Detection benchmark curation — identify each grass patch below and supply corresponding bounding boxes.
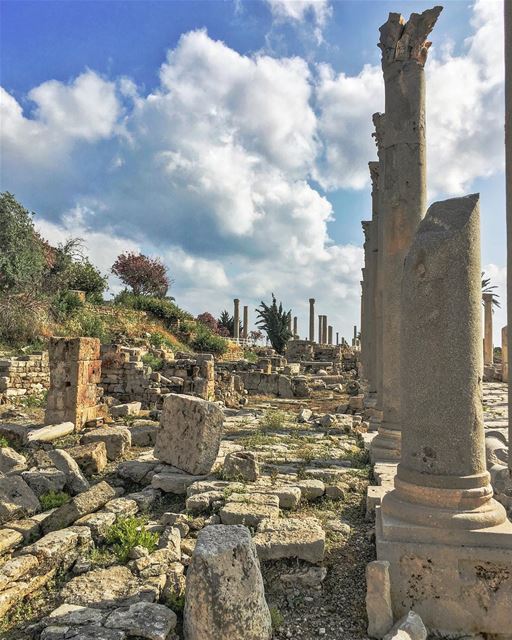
[0,435,10,448]
[40,491,70,510]
[165,592,185,613]
[105,515,159,564]
[270,606,284,630]
[142,352,164,371]
[259,409,289,431]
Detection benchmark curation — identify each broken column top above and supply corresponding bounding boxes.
[379,6,443,67]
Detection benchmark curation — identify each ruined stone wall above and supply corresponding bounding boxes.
[238,372,309,398]
[0,353,50,403]
[100,345,215,407]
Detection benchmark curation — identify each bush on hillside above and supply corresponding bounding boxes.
[112,252,170,298]
[190,326,228,356]
[114,291,192,326]
[66,259,108,303]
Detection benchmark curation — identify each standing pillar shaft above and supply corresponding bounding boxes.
[309,299,315,342]
[322,316,328,345]
[243,306,249,340]
[483,293,494,366]
[328,326,333,345]
[293,316,297,337]
[371,7,441,461]
[382,194,506,530]
[233,299,240,340]
[502,326,508,383]
[368,162,380,396]
[506,0,512,472]
[318,315,323,344]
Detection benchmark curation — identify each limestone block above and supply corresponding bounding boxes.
[186,491,224,514]
[68,441,108,475]
[296,479,325,500]
[151,471,209,495]
[41,481,116,533]
[105,602,177,640]
[0,527,23,555]
[128,423,159,448]
[219,493,280,528]
[21,526,92,567]
[75,511,116,542]
[0,475,40,524]
[110,402,142,418]
[366,485,388,519]
[0,554,39,590]
[22,468,67,497]
[183,524,272,640]
[45,603,107,626]
[366,561,393,638]
[81,427,131,460]
[253,517,325,563]
[26,422,74,443]
[61,565,156,609]
[383,611,427,640]
[130,548,181,579]
[223,451,259,482]
[48,449,89,495]
[103,497,139,517]
[154,393,224,475]
[0,446,27,475]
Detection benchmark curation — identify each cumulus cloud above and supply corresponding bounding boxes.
[0,0,505,338]
[264,0,332,43]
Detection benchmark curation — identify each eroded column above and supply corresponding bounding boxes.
[328,326,333,345]
[233,299,240,340]
[243,305,249,340]
[309,298,315,342]
[483,293,493,366]
[371,6,441,462]
[503,326,509,383]
[293,316,298,337]
[322,316,328,345]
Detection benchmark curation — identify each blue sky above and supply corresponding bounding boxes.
[0,0,507,341]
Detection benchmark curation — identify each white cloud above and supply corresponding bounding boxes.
[265,0,332,43]
[0,1,505,339]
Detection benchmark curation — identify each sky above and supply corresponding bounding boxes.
[0,0,507,343]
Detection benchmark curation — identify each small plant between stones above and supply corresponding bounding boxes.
[105,515,159,563]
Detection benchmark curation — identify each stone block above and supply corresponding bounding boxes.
[110,402,142,418]
[0,528,24,555]
[22,468,67,497]
[223,451,259,482]
[253,517,325,563]
[183,525,272,640]
[219,493,280,528]
[0,446,27,474]
[104,602,177,640]
[48,449,89,495]
[128,423,159,448]
[68,441,108,475]
[366,560,393,638]
[81,427,131,461]
[41,481,116,533]
[0,475,40,525]
[26,422,75,443]
[151,470,209,495]
[154,393,224,474]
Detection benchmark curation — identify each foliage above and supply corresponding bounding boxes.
[40,491,70,510]
[66,259,108,303]
[243,349,258,363]
[0,292,50,347]
[217,310,243,337]
[196,312,219,333]
[190,326,228,355]
[115,291,191,325]
[149,331,174,350]
[105,515,159,564]
[112,252,170,297]
[62,308,111,342]
[255,294,292,354]
[0,192,46,293]
[249,329,263,344]
[142,352,164,371]
[270,606,284,630]
[53,290,84,320]
[165,592,186,613]
[482,272,501,309]
[260,409,288,431]
[0,436,9,448]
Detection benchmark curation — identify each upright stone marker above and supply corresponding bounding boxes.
[377,194,512,634]
[45,337,101,431]
[371,6,442,462]
[243,305,249,340]
[184,525,272,640]
[233,299,240,340]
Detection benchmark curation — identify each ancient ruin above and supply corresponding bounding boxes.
[0,2,510,640]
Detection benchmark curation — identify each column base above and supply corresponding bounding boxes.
[370,424,400,462]
[376,505,512,637]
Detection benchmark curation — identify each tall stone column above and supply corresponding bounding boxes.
[242,305,249,340]
[233,299,240,340]
[293,316,298,337]
[502,326,508,383]
[328,326,333,345]
[368,161,380,398]
[506,0,512,473]
[309,298,315,342]
[322,316,328,345]
[371,6,441,462]
[483,293,494,366]
[377,195,512,636]
[336,332,339,345]
[318,315,323,344]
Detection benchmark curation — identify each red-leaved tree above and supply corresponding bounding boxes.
[196,312,218,332]
[112,252,169,297]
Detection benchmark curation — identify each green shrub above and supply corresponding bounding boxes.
[0,436,9,448]
[78,312,110,341]
[105,515,159,563]
[40,491,70,510]
[114,291,191,326]
[243,349,258,363]
[142,353,164,371]
[190,327,228,356]
[53,290,84,319]
[260,409,288,431]
[270,606,284,630]
[0,293,49,347]
[66,259,107,303]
